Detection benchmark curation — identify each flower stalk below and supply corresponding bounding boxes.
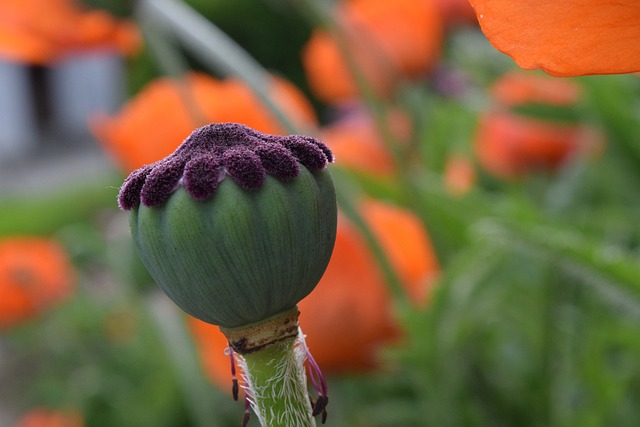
[240,337,315,427]
[222,307,320,427]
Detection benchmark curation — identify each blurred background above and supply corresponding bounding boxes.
[1,0,639,426]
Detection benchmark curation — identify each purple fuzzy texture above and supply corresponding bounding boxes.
[222,147,266,190]
[117,123,333,210]
[140,158,186,207]
[118,165,153,210]
[182,154,222,201]
[282,136,328,170]
[254,144,300,180]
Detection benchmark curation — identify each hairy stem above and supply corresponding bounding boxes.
[239,335,315,427]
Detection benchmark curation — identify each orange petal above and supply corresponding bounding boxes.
[302,0,443,103]
[322,121,395,176]
[200,76,317,135]
[16,408,83,427]
[294,200,439,371]
[91,73,317,173]
[359,199,439,303]
[0,238,74,330]
[444,154,476,196]
[90,75,204,172]
[490,71,581,106]
[474,112,602,178]
[469,0,640,76]
[320,111,403,176]
[0,0,141,62]
[0,27,57,63]
[302,27,394,103]
[67,11,141,56]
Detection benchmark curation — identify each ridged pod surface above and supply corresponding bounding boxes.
[120,122,337,328]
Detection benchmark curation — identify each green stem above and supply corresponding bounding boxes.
[242,338,316,427]
[239,336,315,427]
[222,307,317,426]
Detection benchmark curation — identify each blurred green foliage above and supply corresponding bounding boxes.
[79,0,137,17]
[187,0,312,91]
[127,0,314,104]
[0,176,119,237]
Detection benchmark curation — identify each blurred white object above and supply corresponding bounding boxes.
[48,50,125,141]
[0,61,38,159]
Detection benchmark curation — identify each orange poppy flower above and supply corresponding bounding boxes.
[444,154,475,195]
[468,0,640,76]
[91,72,318,173]
[475,72,604,179]
[0,0,140,64]
[0,238,74,331]
[16,408,83,427]
[490,72,581,107]
[320,108,411,176]
[302,0,443,104]
[67,9,140,58]
[475,112,603,178]
[189,199,439,391]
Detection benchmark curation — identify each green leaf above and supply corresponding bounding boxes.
[0,177,119,236]
[474,218,640,317]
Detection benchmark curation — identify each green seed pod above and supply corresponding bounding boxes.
[118,123,337,329]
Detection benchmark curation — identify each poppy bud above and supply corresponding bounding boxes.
[120,122,337,426]
[118,122,337,330]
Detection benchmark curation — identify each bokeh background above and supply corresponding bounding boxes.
[1,0,640,426]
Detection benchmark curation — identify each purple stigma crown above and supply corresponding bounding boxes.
[118,122,334,210]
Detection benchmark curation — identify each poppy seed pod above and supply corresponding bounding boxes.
[118,122,337,330]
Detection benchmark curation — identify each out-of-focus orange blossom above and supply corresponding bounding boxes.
[302,0,443,104]
[0,0,140,64]
[0,238,74,331]
[91,72,318,173]
[189,199,439,391]
[490,72,581,107]
[475,113,603,179]
[468,0,640,76]
[444,154,475,195]
[16,408,83,427]
[320,108,411,177]
[474,71,605,179]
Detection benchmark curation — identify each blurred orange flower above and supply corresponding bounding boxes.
[320,108,411,176]
[444,154,475,195]
[0,0,140,64]
[189,199,439,389]
[475,72,604,179]
[302,0,443,104]
[468,0,640,76]
[0,238,74,331]
[490,72,581,107]
[16,408,83,427]
[91,72,318,173]
[475,113,601,179]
